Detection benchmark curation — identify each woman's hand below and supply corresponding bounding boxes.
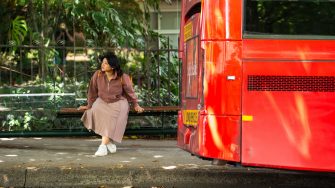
[77,106,89,111]
[134,105,144,113]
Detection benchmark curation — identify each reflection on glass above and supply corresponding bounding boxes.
[245,0,335,36]
[186,37,198,98]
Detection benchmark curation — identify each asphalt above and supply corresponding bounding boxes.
[1,137,335,188]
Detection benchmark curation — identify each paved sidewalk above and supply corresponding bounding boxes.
[0,137,335,187]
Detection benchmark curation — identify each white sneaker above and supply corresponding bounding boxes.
[94,145,108,156]
[106,142,117,153]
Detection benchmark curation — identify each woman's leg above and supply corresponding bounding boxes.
[102,136,116,153]
[101,136,110,145]
[95,136,109,156]
[95,136,114,156]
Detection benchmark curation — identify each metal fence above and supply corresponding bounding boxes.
[0,41,180,136]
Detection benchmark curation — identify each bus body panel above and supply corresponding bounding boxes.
[200,114,241,161]
[241,39,335,171]
[243,39,335,60]
[203,41,242,115]
[178,111,241,162]
[179,40,242,161]
[201,0,242,40]
[178,0,243,162]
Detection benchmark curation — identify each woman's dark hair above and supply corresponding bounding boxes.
[99,51,123,77]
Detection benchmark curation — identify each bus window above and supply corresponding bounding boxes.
[244,0,335,38]
[185,36,199,98]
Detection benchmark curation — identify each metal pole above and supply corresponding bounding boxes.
[157,49,161,105]
[9,62,12,86]
[167,37,171,105]
[20,48,23,83]
[73,5,76,82]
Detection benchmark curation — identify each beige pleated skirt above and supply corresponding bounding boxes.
[81,98,129,143]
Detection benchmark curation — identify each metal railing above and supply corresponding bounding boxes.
[0,40,180,136]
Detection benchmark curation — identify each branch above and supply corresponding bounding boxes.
[0,65,31,77]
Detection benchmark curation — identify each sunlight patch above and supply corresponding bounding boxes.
[60,166,72,170]
[162,165,177,170]
[5,154,18,157]
[153,155,163,158]
[0,138,16,141]
[56,152,68,155]
[26,167,38,171]
[2,175,8,183]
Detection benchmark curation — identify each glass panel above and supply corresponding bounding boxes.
[150,12,159,30]
[162,34,179,49]
[185,37,198,98]
[245,0,335,36]
[160,12,180,30]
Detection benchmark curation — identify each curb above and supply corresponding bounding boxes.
[2,166,335,187]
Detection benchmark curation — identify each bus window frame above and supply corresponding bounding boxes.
[242,34,335,40]
[242,0,335,40]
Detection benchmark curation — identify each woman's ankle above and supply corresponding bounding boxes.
[101,136,110,145]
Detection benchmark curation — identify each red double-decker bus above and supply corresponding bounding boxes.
[177,0,335,172]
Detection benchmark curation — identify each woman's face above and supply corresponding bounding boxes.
[101,58,113,72]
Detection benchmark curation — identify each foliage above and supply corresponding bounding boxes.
[117,49,180,106]
[1,111,54,131]
[65,0,154,47]
[9,16,28,46]
[0,0,161,48]
[0,46,180,131]
[0,0,180,132]
[0,0,164,80]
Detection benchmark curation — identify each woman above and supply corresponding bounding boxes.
[78,52,144,156]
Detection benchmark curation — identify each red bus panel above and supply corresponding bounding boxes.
[178,0,243,162]
[203,41,242,116]
[201,0,242,40]
[241,39,335,171]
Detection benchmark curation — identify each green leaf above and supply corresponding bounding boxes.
[10,16,27,46]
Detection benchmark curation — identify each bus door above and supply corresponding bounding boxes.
[183,14,202,111]
[178,13,203,153]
